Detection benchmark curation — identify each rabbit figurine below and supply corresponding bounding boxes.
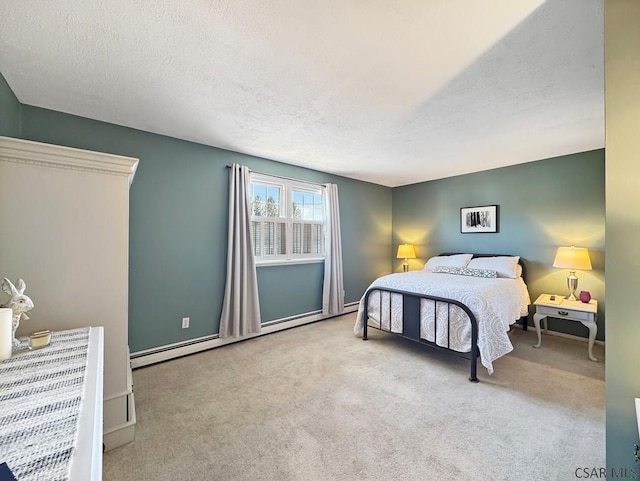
[1,278,35,347]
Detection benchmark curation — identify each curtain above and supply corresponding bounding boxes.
[219,164,261,338]
[322,183,344,315]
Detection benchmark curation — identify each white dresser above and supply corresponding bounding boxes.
[0,327,104,481]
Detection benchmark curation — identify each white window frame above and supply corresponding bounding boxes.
[249,173,326,266]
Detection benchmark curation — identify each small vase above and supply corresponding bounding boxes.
[579,291,591,303]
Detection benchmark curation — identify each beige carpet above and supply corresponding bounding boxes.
[104,313,604,481]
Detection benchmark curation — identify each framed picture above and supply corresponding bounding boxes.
[460,205,498,233]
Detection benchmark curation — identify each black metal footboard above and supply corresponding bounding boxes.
[362,287,480,382]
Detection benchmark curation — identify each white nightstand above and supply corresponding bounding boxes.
[532,293,598,362]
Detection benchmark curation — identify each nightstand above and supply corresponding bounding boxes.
[532,293,598,362]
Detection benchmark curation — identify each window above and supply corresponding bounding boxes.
[250,173,325,264]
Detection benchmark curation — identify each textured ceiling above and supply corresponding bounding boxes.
[0,0,603,187]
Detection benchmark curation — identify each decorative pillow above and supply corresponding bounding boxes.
[433,266,498,278]
[466,256,520,279]
[424,254,473,271]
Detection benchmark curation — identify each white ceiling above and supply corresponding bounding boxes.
[0,0,603,187]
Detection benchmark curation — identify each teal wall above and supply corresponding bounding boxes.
[17,105,392,352]
[605,0,640,472]
[392,150,606,340]
[0,73,21,137]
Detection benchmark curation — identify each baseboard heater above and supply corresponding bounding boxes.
[130,302,359,369]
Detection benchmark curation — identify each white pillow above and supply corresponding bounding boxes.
[467,256,520,279]
[424,254,473,271]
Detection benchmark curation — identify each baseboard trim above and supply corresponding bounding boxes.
[130,303,359,369]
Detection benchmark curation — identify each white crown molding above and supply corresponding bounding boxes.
[0,136,138,186]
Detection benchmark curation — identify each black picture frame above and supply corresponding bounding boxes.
[460,205,498,233]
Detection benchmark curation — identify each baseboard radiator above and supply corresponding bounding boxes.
[130,302,359,369]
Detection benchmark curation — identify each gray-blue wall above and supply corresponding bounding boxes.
[392,150,606,339]
[0,73,21,137]
[17,105,392,352]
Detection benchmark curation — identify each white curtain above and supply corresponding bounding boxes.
[322,183,344,315]
[219,164,261,338]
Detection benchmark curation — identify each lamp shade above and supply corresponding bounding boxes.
[553,246,592,270]
[396,244,416,259]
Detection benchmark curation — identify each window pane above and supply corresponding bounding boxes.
[262,189,279,217]
[292,190,304,219]
[292,201,302,218]
[265,198,280,217]
[303,192,313,205]
[252,200,263,216]
[251,184,267,216]
[253,184,266,200]
[267,186,280,202]
[251,182,282,218]
[313,193,324,221]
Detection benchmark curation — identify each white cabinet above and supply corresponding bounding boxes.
[0,136,137,449]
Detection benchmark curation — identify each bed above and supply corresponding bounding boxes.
[354,253,531,381]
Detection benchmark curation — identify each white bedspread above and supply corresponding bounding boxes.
[353,271,531,374]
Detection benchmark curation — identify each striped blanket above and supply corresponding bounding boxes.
[0,328,89,481]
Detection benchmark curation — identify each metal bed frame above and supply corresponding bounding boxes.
[362,253,528,382]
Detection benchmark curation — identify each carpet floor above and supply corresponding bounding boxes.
[104,313,604,481]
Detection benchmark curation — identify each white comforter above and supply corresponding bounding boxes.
[354,271,531,374]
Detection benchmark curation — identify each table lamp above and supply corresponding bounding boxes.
[397,244,416,272]
[553,246,592,300]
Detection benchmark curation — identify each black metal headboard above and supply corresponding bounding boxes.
[438,253,527,283]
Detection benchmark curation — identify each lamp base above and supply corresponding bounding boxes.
[403,261,409,272]
[566,271,578,301]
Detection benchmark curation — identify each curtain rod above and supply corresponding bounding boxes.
[225,164,326,187]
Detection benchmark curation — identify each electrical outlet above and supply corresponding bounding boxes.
[181,317,190,329]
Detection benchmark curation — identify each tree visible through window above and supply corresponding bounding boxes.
[250,173,325,263]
